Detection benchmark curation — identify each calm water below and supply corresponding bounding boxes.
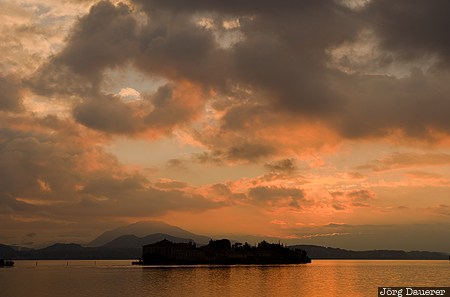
[1,260,449,297]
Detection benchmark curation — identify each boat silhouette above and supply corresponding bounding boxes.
[0,259,14,267]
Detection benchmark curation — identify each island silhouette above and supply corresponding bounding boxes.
[133,238,311,265]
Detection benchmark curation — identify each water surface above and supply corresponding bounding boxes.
[1,260,449,297]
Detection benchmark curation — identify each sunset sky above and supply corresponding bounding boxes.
[1,0,450,252]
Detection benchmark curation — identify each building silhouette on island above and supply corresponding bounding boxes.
[134,238,311,265]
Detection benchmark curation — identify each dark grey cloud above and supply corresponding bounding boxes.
[133,0,350,20]
[30,61,95,97]
[330,189,375,209]
[248,186,305,208]
[264,159,298,174]
[25,0,450,152]
[166,159,187,170]
[325,1,450,138]
[54,1,137,85]
[231,35,339,115]
[31,0,355,127]
[135,16,229,88]
[30,0,212,135]
[195,142,275,164]
[194,151,223,165]
[334,70,450,138]
[226,142,274,162]
[0,75,23,112]
[135,0,359,112]
[365,0,450,66]
[210,183,246,202]
[73,94,140,134]
[30,1,137,96]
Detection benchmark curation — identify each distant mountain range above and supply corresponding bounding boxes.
[103,233,194,248]
[1,221,448,260]
[0,232,194,260]
[88,221,210,247]
[291,245,448,260]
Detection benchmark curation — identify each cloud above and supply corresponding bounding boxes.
[27,1,350,138]
[427,204,450,217]
[405,171,443,180]
[195,142,275,164]
[330,189,376,209]
[225,143,275,162]
[357,152,450,172]
[0,75,23,112]
[22,0,450,159]
[248,186,305,209]
[70,81,206,135]
[166,159,187,170]
[144,82,206,133]
[3,0,450,249]
[153,179,188,190]
[365,0,450,67]
[28,1,135,97]
[134,14,228,88]
[73,94,141,134]
[334,70,450,139]
[53,1,136,85]
[270,219,287,226]
[208,183,246,203]
[0,114,222,227]
[21,0,450,148]
[264,159,298,174]
[76,176,222,217]
[0,0,90,80]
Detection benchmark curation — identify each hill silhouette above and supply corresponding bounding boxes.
[102,233,193,249]
[89,221,210,247]
[292,245,448,260]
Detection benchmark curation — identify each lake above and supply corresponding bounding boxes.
[1,260,449,297]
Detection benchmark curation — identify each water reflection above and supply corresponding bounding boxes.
[139,264,348,297]
[138,261,450,297]
[1,260,449,297]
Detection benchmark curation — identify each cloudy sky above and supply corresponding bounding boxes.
[1,0,450,252]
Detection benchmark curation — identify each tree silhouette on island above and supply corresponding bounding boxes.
[136,238,311,265]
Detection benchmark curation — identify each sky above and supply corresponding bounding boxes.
[1,0,450,252]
